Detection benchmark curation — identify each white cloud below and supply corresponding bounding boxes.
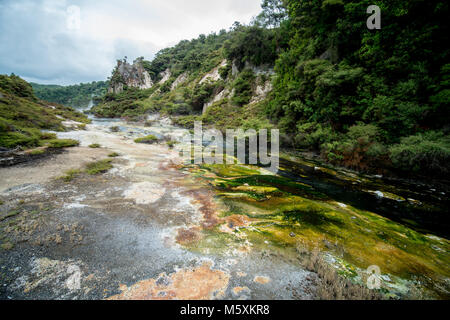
[0,0,262,85]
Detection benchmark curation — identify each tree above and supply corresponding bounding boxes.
[255,0,288,28]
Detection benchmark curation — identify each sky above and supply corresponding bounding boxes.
[0,0,262,85]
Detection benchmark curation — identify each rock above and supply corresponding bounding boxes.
[159,68,172,84]
[289,232,296,238]
[171,72,188,90]
[108,57,153,94]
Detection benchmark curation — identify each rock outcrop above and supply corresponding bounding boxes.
[108,57,153,94]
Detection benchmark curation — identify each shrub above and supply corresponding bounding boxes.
[39,132,57,140]
[389,132,450,175]
[134,135,158,144]
[47,139,79,148]
[108,152,120,157]
[85,159,113,175]
[58,169,82,182]
[232,69,255,106]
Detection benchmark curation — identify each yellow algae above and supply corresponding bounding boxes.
[253,276,271,284]
[107,262,230,300]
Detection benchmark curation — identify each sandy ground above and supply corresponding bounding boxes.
[0,120,317,300]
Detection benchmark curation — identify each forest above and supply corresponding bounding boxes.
[61,1,450,176]
[31,81,109,109]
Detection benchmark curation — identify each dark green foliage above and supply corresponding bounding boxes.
[224,26,278,69]
[266,0,450,175]
[91,87,157,118]
[31,81,108,109]
[142,32,231,80]
[47,139,79,148]
[389,132,450,174]
[0,74,36,100]
[232,70,255,106]
[85,159,113,175]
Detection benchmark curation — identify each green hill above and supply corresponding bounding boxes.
[90,0,450,176]
[0,74,90,149]
[31,81,109,109]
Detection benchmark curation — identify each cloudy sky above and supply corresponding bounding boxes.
[0,0,262,85]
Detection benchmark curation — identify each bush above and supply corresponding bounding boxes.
[47,139,79,148]
[85,159,113,175]
[108,152,120,157]
[232,69,255,106]
[134,135,159,144]
[58,169,82,182]
[389,132,450,175]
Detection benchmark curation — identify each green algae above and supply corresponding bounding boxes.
[181,161,450,298]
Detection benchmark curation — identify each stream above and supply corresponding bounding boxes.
[0,114,448,300]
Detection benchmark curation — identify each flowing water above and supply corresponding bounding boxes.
[0,114,448,300]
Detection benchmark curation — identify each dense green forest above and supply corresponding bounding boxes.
[92,0,449,177]
[31,81,109,109]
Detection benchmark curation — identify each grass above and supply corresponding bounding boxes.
[77,124,87,130]
[47,139,79,148]
[89,143,101,148]
[0,74,90,150]
[57,159,114,182]
[134,135,158,144]
[58,169,82,182]
[108,152,120,157]
[85,159,113,175]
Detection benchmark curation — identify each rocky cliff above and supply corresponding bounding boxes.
[108,57,153,94]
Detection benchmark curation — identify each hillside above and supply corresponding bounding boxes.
[90,0,449,177]
[31,81,109,109]
[0,74,90,150]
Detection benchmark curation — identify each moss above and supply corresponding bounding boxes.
[85,159,113,175]
[184,159,450,298]
[89,143,101,148]
[134,135,158,144]
[108,152,120,157]
[47,139,79,148]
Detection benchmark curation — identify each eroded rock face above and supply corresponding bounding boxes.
[108,57,153,94]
